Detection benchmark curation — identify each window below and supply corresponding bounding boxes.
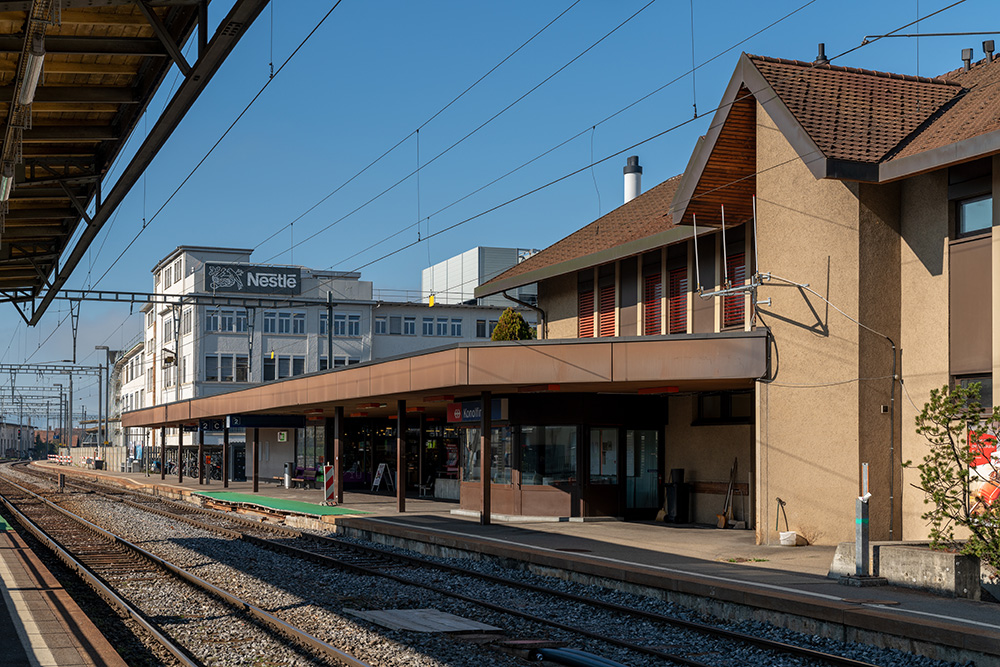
[958,195,993,237]
[389,316,401,335]
[173,259,182,284]
[163,317,175,342]
[278,356,290,378]
[319,312,328,335]
[403,316,416,335]
[278,312,291,334]
[263,356,276,381]
[146,311,155,329]
[180,356,187,384]
[521,426,576,485]
[348,313,361,337]
[476,319,487,338]
[489,320,498,336]
[451,318,462,337]
[163,265,172,287]
[462,426,512,484]
[436,317,448,336]
[668,267,688,334]
[956,375,993,411]
[220,355,234,382]
[422,317,434,336]
[375,316,387,334]
[578,289,594,337]
[181,308,192,335]
[236,355,249,382]
[220,310,234,332]
[293,356,305,376]
[333,313,346,336]
[643,273,662,335]
[293,313,306,334]
[235,311,248,333]
[694,390,754,425]
[723,252,746,329]
[589,427,617,484]
[263,312,277,334]
[205,310,219,332]
[319,357,329,371]
[154,271,160,286]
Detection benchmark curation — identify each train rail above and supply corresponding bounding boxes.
[0,474,369,667]
[6,462,900,667]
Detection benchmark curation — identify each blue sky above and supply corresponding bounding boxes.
[1,0,993,416]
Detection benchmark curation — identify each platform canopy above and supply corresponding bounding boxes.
[0,0,268,324]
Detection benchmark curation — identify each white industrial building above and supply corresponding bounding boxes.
[421,247,539,307]
[115,246,531,469]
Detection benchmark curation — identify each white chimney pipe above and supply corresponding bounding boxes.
[624,155,642,203]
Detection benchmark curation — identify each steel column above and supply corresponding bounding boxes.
[252,427,259,493]
[198,426,205,485]
[333,406,343,504]
[480,391,492,526]
[397,400,406,513]
[223,425,229,489]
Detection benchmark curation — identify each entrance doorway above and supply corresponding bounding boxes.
[625,429,659,516]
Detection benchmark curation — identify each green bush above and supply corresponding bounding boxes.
[908,382,1000,573]
[490,307,534,341]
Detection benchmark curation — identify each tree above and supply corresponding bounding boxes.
[490,308,534,341]
[908,382,1000,574]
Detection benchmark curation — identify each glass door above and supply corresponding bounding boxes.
[626,429,659,510]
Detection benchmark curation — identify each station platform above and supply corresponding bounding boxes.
[27,461,1000,666]
[0,514,127,667]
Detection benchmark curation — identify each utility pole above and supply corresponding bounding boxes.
[95,345,110,465]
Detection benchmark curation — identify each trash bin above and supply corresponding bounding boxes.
[94,460,104,470]
[284,461,295,489]
[132,461,142,473]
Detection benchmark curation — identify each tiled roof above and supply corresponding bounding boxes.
[888,57,1000,160]
[748,55,961,163]
[482,175,681,288]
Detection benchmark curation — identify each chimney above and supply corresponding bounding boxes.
[814,43,829,65]
[962,47,973,71]
[624,156,642,203]
[984,40,996,62]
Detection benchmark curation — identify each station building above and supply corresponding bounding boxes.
[124,48,1000,545]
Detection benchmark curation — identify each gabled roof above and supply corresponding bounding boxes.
[476,175,684,298]
[672,52,1000,222]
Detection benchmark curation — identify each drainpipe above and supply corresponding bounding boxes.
[502,290,546,339]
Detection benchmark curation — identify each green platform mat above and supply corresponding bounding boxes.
[196,492,367,516]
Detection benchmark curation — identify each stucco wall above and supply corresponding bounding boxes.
[899,172,950,540]
[754,100,864,546]
[857,181,902,541]
[539,273,579,339]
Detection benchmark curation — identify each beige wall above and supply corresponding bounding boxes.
[898,170,951,540]
[857,181,902,541]
[665,394,754,525]
[539,273,578,339]
[755,100,865,545]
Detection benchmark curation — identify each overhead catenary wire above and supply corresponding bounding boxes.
[258,0,659,265]
[90,1,345,291]
[251,0,583,254]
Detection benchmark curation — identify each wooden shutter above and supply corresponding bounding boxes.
[643,273,662,335]
[667,268,687,334]
[723,252,746,328]
[598,284,616,337]
[578,289,594,338]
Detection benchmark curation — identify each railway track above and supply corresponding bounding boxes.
[5,462,908,667]
[0,474,369,667]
